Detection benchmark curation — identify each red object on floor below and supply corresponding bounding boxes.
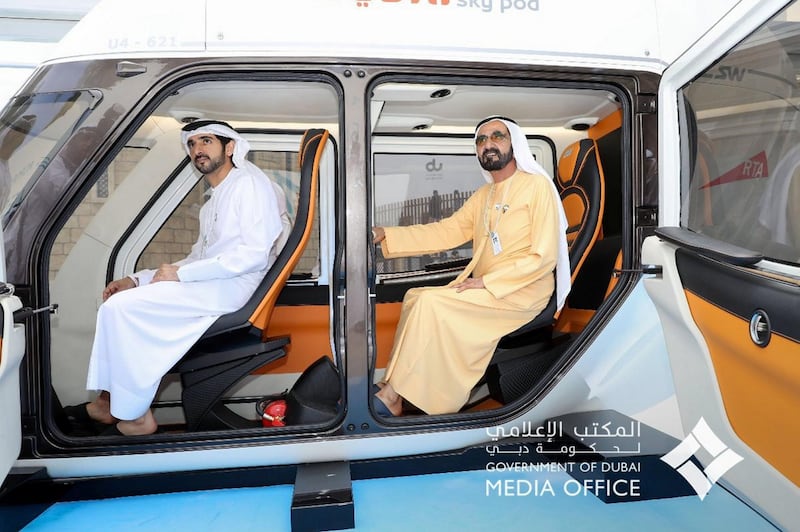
[261,400,287,427]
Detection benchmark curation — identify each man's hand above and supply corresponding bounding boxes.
[372,226,386,244]
[152,263,180,283]
[102,277,136,301]
[452,277,485,292]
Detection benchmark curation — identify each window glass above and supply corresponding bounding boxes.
[48,80,336,285]
[50,146,148,282]
[370,81,615,278]
[680,2,800,263]
[0,90,101,220]
[1,90,105,280]
[135,171,204,271]
[374,153,482,274]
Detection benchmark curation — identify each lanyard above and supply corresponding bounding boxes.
[483,176,513,236]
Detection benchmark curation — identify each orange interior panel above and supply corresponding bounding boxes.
[685,291,800,486]
[256,301,403,375]
[257,304,333,374]
[554,308,594,334]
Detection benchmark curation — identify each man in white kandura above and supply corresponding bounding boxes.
[65,119,285,436]
[372,116,570,417]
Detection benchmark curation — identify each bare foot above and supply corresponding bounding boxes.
[115,409,158,436]
[86,392,117,424]
[375,382,403,416]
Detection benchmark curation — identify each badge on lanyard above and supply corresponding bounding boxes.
[490,230,502,255]
[484,177,512,257]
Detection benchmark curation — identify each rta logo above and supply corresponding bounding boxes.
[660,418,743,500]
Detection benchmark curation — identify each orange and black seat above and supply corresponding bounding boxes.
[558,138,606,276]
[554,138,615,330]
[484,138,605,403]
[172,128,329,431]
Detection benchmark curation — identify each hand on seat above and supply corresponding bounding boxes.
[102,276,136,301]
[453,276,485,292]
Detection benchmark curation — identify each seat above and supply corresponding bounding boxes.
[484,138,605,403]
[558,138,606,277]
[171,128,329,431]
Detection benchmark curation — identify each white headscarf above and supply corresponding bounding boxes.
[181,120,253,170]
[475,116,571,310]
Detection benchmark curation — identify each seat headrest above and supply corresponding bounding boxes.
[558,139,599,187]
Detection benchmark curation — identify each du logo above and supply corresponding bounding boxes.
[426,157,443,172]
[660,418,743,500]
